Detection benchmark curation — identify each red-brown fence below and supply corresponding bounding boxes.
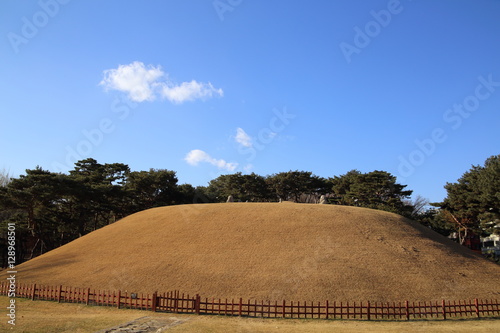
[1,282,499,321]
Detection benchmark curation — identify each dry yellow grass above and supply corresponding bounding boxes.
[1,296,499,333]
[4,203,500,302]
[168,316,500,333]
[0,296,173,333]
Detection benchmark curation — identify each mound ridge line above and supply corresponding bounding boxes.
[4,203,500,302]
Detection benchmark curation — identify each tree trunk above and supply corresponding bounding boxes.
[29,238,40,259]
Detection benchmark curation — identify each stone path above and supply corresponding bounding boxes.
[95,316,187,333]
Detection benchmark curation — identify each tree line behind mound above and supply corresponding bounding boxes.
[1,155,499,266]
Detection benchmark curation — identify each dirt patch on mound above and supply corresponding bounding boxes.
[5,203,500,302]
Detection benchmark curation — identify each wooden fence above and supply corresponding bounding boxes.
[1,282,499,321]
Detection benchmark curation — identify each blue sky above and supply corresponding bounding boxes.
[1,0,499,203]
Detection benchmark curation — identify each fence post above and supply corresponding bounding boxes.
[31,284,36,301]
[474,298,480,318]
[405,300,409,321]
[238,298,242,316]
[367,301,371,321]
[442,300,446,320]
[195,294,201,315]
[282,300,286,318]
[173,292,177,312]
[325,300,329,320]
[117,290,121,309]
[57,285,62,303]
[85,288,90,305]
[151,292,158,312]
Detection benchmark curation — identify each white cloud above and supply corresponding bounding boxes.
[235,127,252,148]
[161,80,223,104]
[100,61,163,102]
[185,149,238,171]
[100,61,223,104]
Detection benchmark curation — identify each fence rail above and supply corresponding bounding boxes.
[1,282,499,320]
